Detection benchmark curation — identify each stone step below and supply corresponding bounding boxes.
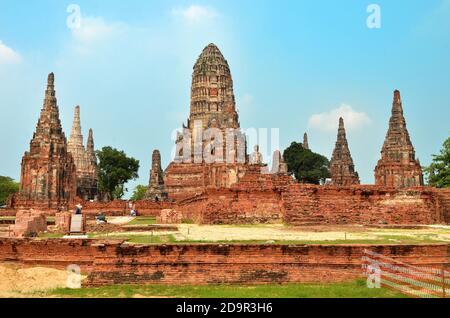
[70,214,83,233]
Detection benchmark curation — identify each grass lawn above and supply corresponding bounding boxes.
[127,217,157,226]
[37,279,406,298]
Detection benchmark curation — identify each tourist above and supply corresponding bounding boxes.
[95,213,107,224]
[75,204,82,215]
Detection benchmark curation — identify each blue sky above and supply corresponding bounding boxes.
[1,0,449,194]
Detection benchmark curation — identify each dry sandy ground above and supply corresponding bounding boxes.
[94,223,450,243]
[181,224,450,242]
[172,224,450,242]
[0,263,80,297]
[107,216,135,225]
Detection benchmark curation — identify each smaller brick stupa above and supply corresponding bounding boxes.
[303,132,309,150]
[67,106,98,200]
[330,117,360,186]
[374,90,423,188]
[145,150,168,201]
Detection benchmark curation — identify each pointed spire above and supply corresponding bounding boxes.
[32,72,65,150]
[145,149,168,201]
[86,128,96,165]
[303,132,309,150]
[87,129,94,152]
[68,106,84,149]
[43,72,56,111]
[382,90,415,161]
[374,90,423,188]
[330,117,360,186]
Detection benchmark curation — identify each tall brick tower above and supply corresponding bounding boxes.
[18,73,77,209]
[165,44,250,200]
[68,106,98,200]
[176,43,246,164]
[145,150,168,201]
[330,117,360,186]
[374,90,423,188]
[188,43,240,130]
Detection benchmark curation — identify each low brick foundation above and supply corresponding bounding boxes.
[13,210,47,237]
[0,238,448,286]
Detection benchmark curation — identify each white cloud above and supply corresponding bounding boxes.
[171,5,218,24]
[72,16,127,43]
[308,104,371,132]
[0,41,21,64]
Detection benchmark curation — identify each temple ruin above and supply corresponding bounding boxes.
[17,73,77,209]
[144,150,168,201]
[374,90,424,188]
[303,132,309,150]
[67,106,98,200]
[164,43,269,200]
[330,118,360,186]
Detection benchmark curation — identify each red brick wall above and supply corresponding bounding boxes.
[0,238,447,286]
[283,185,444,225]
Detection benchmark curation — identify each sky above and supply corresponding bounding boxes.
[0,0,449,196]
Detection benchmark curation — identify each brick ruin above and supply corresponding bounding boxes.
[144,150,168,201]
[303,132,309,150]
[164,43,251,201]
[15,73,77,210]
[375,90,424,188]
[12,210,47,238]
[5,44,449,227]
[330,117,360,186]
[0,238,447,286]
[67,106,98,200]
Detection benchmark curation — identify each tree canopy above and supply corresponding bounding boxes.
[96,146,140,200]
[424,136,450,188]
[283,142,330,184]
[0,176,19,206]
[130,185,148,201]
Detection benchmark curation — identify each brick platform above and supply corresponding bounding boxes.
[0,238,448,286]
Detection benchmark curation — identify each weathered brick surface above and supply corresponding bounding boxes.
[55,212,71,232]
[0,238,447,286]
[13,210,47,237]
[157,209,182,224]
[283,185,444,225]
[4,176,450,226]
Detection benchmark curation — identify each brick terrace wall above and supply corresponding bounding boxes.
[0,238,448,286]
[283,185,444,225]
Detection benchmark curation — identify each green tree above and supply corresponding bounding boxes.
[0,176,19,206]
[96,147,140,200]
[425,137,450,188]
[130,185,148,201]
[283,142,330,184]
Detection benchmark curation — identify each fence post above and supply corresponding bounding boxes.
[443,267,446,298]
